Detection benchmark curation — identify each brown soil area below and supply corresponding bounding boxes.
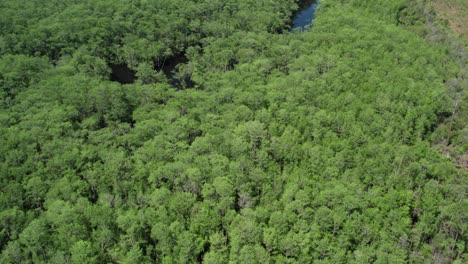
[432,0,468,39]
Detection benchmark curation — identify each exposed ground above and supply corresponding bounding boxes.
[432,0,468,40]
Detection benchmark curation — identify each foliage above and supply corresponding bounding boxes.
[0,0,466,263]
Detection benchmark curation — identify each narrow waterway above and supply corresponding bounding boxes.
[291,0,319,31]
[109,54,187,85]
[110,1,320,84]
[110,64,135,84]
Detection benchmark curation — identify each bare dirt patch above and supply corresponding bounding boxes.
[432,0,467,39]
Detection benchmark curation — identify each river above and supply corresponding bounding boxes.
[291,0,319,31]
[110,1,319,84]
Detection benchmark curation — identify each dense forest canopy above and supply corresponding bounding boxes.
[0,0,466,263]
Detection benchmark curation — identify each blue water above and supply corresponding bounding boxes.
[291,0,319,31]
